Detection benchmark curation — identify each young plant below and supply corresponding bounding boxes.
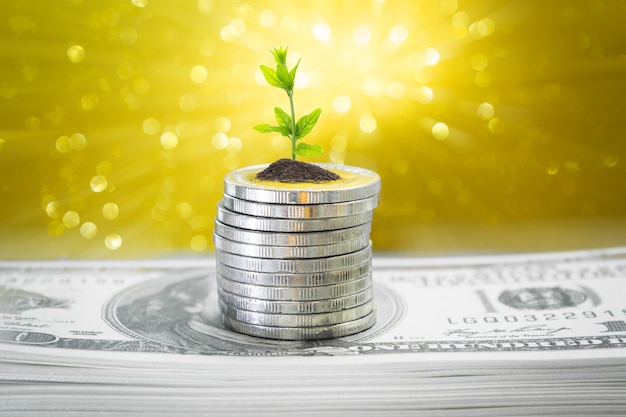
[254,47,323,161]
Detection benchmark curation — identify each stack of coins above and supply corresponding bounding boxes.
[213,163,381,340]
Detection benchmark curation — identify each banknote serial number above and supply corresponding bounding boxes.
[447,309,626,324]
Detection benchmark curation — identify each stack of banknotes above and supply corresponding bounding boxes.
[0,247,625,416]
[213,164,381,339]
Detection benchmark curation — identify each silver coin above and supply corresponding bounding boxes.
[216,273,372,301]
[221,309,377,340]
[222,194,378,219]
[216,243,372,273]
[217,202,373,232]
[217,286,374,314]
[216,261,371,287]
[213,233,370,259]
[214,220,372,247]
[224,163,381,205]
[219,298,374,328]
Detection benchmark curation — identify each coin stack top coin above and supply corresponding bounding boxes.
[213,163,381,340]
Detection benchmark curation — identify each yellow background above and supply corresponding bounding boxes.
[1,0,625,259]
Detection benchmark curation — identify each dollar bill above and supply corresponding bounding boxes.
[0,247,625,362]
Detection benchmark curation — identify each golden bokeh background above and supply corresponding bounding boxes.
[1,0,625,259]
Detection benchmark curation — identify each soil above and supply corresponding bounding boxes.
[255,158,341,183]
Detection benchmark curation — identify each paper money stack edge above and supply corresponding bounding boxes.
[213,163,382,340]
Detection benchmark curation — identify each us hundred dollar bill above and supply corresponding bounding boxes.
[0,248,625,360]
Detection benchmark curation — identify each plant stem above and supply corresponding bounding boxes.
[287,91,297,161]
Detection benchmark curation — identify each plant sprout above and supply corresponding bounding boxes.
[254,47,323,161]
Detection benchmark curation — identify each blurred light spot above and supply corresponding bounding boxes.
[197,0,214,15]
[199,38,216,56]
[105,233,122,250]
[160,131,178,149]
[66,45,85,63]
[190,65,208,83]
[221,18,246,42]
[359,115,377,133]
[602,154,619,168]
[90,175,108,192]
[223,153,239,170]
[102,202,119,219]
[440,0,458,14]
[428,179,443,196]
[546,161,560,175]
[211,132,228,149]
[226,89,243,105]
[331,135,347,152]
[416,86,434,104]
[191,235,208,252]
[470,18,495,38]
[70,133,86,150]
[175,121,192,138]
[477,102,495,120]
[363,78,383,97]
[214,116,231,133]
[389,25,408,44]
[474,70,492,87]
[176,202,193,220]
[354,27,372,45]
[227,137,242,153]
[452,11,470,29]
[120,28,138,45]
[0,139,5,151]
[123,92,141,110]
[471,53,488,70]
[0,83,16,99]
[62,211,80,228]
[254,69,267,85]
[392,159,409,176]
[259,9,276,27]
[432,122,449,140]
[97,161,113,176]
[25,117,41,130]
[424,48,440,66]
[191,215,209,232]
[117,62,135,80]
[179,93,197,112]
[81,93,99,110]
[47,221,65,237]
[294,71,308,88]
[386,81,405,99]
[563,160,581,174]
[45,201,60,218]
[488,117,504,134]
[80,222,97,239]
[131,0,148,7]
[143,118,160,135]
[55,136,71,153]
[313,22,331,41]
[333,96,351,113]
[272,136,288,152]
[133,77,150,95]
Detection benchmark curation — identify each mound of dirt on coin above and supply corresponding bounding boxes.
[255,158,341,183]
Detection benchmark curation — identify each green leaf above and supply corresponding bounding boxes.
[295,108,321,139]
[276,64,293,91]
[288,59,301,85]
[274,107,293,131]
[271,46,288,67]
[260,65,283,89]
[253,123,290,136]
[294,142,323,157]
